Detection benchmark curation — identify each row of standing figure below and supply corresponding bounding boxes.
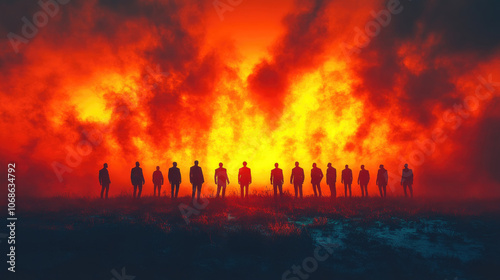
[266,162,413,199]
[98,161,414,199]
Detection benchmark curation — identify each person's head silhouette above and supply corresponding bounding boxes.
[156,166,160,170]
[136,161,140,167]
[275,163,279,168]
[312,163,317,168]
[243,161,247,167]
[327,163,332,168]
[345,164,348,169]
[379,164,384,169]
[361,165,365,170]
[295,161,299,167]
[219,162,223,167]
[404,163,408,168]
[103,163,108,168]
[173,162,177,167]
[194,160,199,166]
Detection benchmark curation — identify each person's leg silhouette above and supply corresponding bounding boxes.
[216,185,221,198]
[137,184,142,198]
[404,183,413,197]
[329,184,336,198]
[196,184,202,200]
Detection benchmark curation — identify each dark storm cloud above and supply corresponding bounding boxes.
[379,0,500,57]
[415,110,500,197]
[404,69,455,102]
[0,0,219,195]
[355,50,400,108]
[98,0,151,16]
[474,115,500,183]
[419,0,500,56]
[90,0,217,152]
[0,0,41,34]
[354,0,500,124]
[143,51,223,149]
[402,68,459,124]
[247,0,331,118]
[345,0,500,198]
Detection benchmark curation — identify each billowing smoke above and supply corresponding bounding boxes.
[0,0,499,198]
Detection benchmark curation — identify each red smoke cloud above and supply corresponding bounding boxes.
[1,0,499,198]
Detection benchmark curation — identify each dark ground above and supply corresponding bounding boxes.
[1,195,500,280]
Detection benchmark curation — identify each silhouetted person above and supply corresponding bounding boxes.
[215,162,229,198]
[401,163,414,197]
[153,166,164,197]
[99,163,110,199]
[270,163,284,200]
[168,162,181,199]
[290,161,305,198]
[326,163,337,198]
[131,161,145,198]
[376,164,388,197]
[357,165,370,197]
[311,163,324,197]
[341,165,353,197]
[190,160,204,201]
[238,161,251,199]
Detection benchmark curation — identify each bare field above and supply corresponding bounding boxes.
[3,196,500,280]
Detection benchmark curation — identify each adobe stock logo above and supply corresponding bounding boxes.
[341,0,411,61]
[213,0,243,21]
[110,267,135,280]
[7,0,71,54]
[282,237,339,280]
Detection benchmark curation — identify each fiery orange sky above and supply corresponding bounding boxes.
[1,0,500,198]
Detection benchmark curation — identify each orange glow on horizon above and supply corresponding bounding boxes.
[1,0,499,198]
